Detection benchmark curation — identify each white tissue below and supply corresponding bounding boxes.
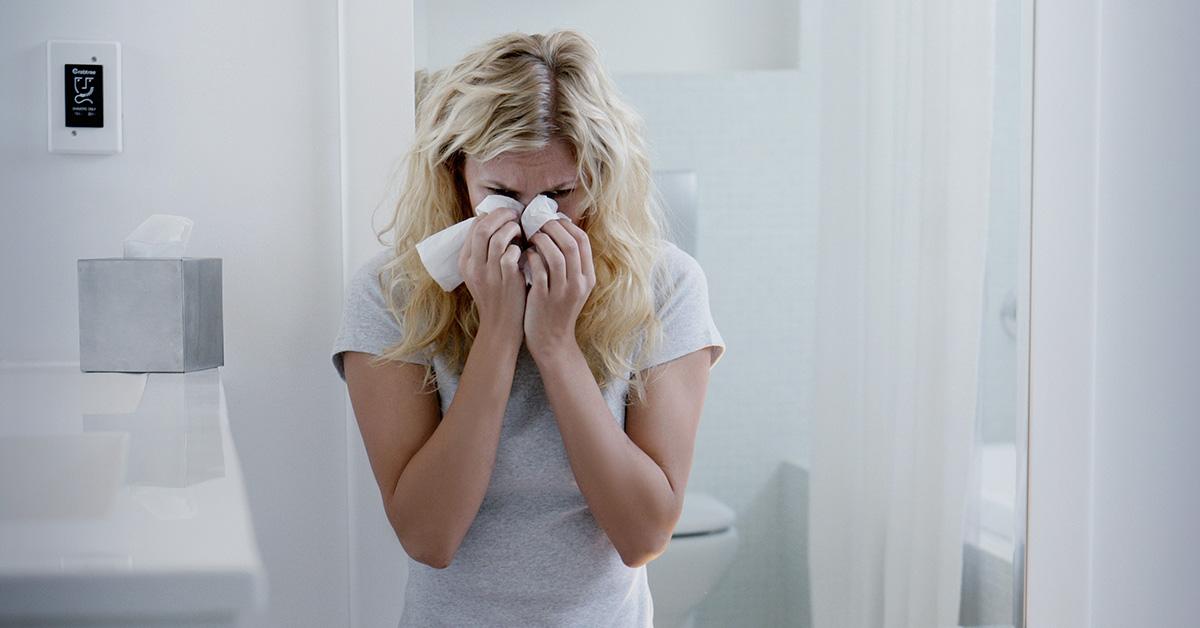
[416,194,571,291]
[122,214,194,258]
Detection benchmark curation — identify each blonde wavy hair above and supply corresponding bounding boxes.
[369,29,670,405]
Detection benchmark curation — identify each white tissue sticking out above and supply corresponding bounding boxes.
[122,214,194,258]
[415,194,571,291]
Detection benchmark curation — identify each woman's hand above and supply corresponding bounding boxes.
[459,207,526,346]
[523,219,596,357]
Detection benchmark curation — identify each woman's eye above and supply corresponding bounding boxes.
[487,188,568,199]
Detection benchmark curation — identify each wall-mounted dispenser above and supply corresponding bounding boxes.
[47,40,122,154]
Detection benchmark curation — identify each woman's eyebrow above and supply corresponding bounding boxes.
[482,179,576,192]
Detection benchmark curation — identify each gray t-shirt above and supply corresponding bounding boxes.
[330,240,725,628]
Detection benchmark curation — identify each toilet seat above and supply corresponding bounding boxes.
[672,491,736,537]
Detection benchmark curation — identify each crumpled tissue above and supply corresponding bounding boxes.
[416,194,571,291]
[122,214,194,258]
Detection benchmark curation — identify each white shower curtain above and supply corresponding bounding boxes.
[808,0,996,626]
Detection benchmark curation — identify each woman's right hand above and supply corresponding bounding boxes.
[459,207,526,344]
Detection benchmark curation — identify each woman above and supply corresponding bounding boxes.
[330,29,725,627]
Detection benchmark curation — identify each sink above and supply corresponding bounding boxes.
[0,365,266,625]
[0,367,142,520]
[0,433,128,520]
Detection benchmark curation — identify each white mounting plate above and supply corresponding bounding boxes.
[47,40,122,155]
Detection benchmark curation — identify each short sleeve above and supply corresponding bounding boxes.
[330,249,432,382]
[640,243,727,371]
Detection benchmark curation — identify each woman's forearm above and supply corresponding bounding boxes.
[531,340,677,568]
[390,325,520,568]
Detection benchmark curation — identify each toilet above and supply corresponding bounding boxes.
[645,490,739,628]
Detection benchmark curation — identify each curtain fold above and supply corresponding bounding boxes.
[809,1,997,626]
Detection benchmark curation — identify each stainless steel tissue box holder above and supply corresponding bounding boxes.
[78,257,224,373]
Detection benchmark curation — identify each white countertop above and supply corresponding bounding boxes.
[0,364,267,621]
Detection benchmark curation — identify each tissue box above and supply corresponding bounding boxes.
[77,257,224,373]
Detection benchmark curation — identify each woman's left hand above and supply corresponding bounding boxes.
[523,218,595,357]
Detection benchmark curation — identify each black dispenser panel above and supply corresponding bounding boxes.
[64,63,104,128]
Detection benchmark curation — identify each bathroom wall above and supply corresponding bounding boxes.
[959,0,1028,622]
[416,0,799,74]
[615,68,819,628]
[975,0,1024,447]
[0,2,350,626]
[1088,1,1200,625]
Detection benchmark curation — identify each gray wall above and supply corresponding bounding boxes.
[1090,1,1200,625]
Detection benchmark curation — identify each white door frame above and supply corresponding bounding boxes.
[1026,0,1100,625]
[337,1,416,627]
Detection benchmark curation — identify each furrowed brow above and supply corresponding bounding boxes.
[482,179,576,192]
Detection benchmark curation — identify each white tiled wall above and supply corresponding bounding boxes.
[616,69,817,628]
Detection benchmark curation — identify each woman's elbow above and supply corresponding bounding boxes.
[619,530,671,568]
[396,528,453,569]
[388,506,454,569]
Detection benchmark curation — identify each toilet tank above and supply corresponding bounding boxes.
[652,170,699,258]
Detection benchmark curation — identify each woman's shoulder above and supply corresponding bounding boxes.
[357,248,397,280]
[651,239,708,294]
[331,248,420,381]
[349,248,400,298]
